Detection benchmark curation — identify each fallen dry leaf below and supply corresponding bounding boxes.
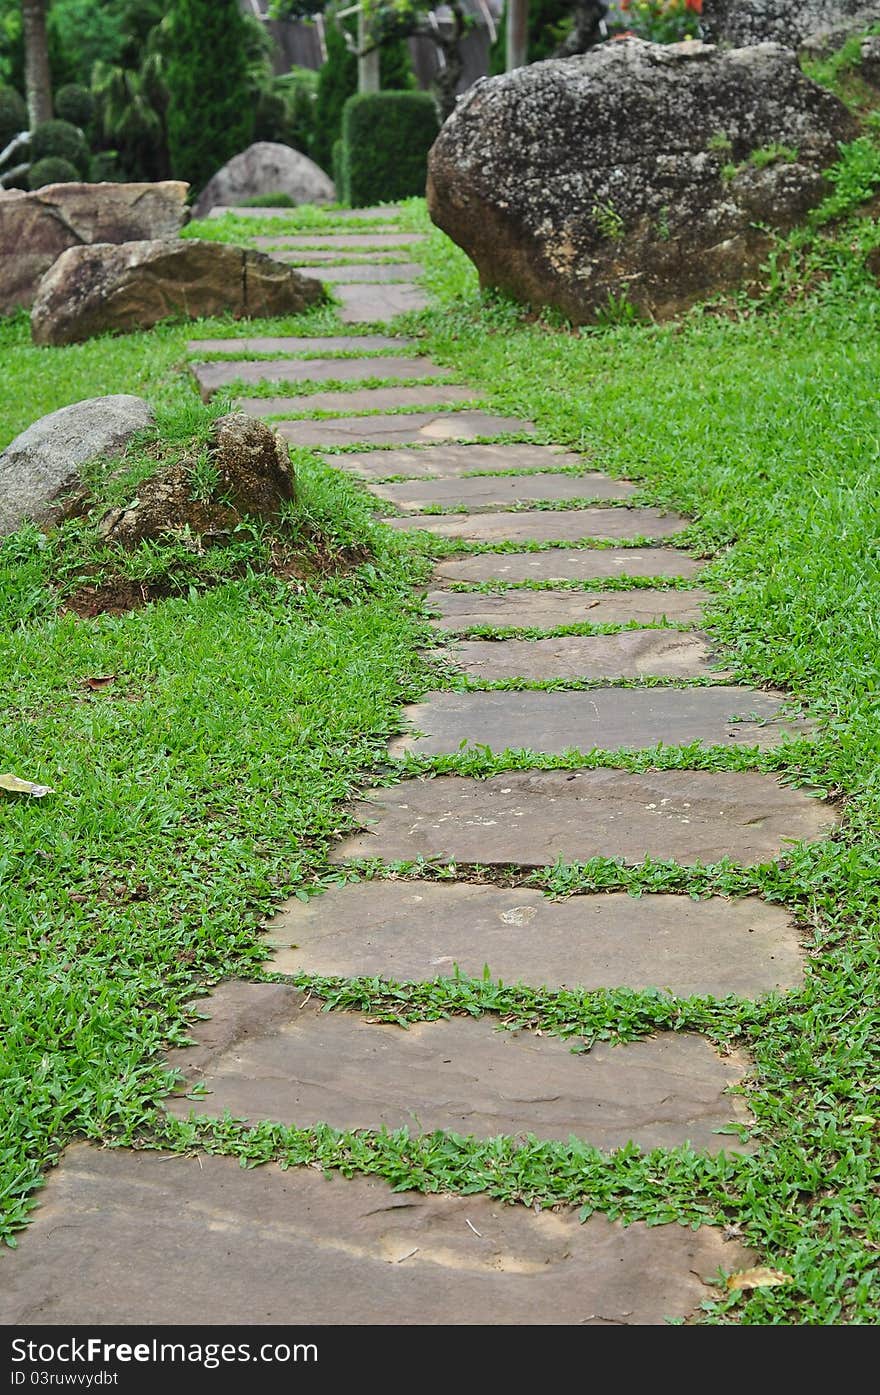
[0,772,55,798]
[82,675,117,691]
[727,1266,794,1292]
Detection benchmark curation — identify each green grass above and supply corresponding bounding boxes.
[2,172,880,1323]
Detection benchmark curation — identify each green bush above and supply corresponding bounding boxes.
[55,83,95,132]
[88,150,125,182]
[275,67,319,159]
[332,137,344,196]
[313,16,414,175]
[241,191,294,207]
[0,86,27,146]
[165,0,255,192]
[30,120,90,177]
[28,156,80,189]
[339,90,438,207]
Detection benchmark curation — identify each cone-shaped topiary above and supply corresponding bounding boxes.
[28,156,80,189]
[164,0,255,193]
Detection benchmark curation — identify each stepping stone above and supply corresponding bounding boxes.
[337,283,430,322]
[287,262,423,283]
[389,688,812,758]
[428,586,710,631]
[383,506,687,543]
[187,333,411,355]
[192,355,442,398]
[206,205,402,220]
[265,880,804,997]
[254,232,416,249]
[333,769,836,866]
[434,547,702,583]
[258,248,398,264]
[447,630,724,681]
[367,472,636,511]
[0,1145,754,1326]
[236,386,474,418]
[334,442,585,478]
[275,410,535,448]
[166,981,753,1152]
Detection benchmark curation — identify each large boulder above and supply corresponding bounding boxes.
[427,39,856,324]
[0,395,154,537]
[30,238,325,347]
[702,1,880,54]
[0,181,189,316]
[193,142,335,219]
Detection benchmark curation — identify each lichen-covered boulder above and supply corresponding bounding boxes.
[209,412,295,521]
[193,141,335,219]
[427,39,856,324]
[30,238,325,347]
[702,0,880,54]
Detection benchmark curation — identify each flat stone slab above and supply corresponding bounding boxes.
[276,410,535,448]
[383,507,687,543]
[331,442,584,478]
[265,880,804,996]
[428,586,710,631]
[192,355,442,397]
[166,981,753,1152]
[368,472,636,511]
[253,231,417,249]
[447,630,724,681]
[337,283,430,322]
[291,262,423,283]
[333,769,836,866]
[207,205,403,220]
[187,334,412,354]
[0,1146,753,1325]
[236,386,473,418]
[434,547,702,583]
[390,687,812,758]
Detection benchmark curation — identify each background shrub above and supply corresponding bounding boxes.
[313,16,413,175]
[30,119,90,176]
[55,83,95,133]
[164,0,255,192]
[0,85,26,146]
[28,155,80,189]
[339,90,438,206]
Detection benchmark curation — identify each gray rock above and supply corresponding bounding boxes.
[0,395,154,537]
[193,141,335,219]
[860,33,880,83]
[0,181,189,315]
[30,238,325,347]
[427,39,856,323]
[702,0,880,52]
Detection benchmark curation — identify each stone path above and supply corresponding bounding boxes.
[2,204,837,1326]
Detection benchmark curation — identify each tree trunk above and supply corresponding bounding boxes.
[506,0,529,71]
[357,6,380,93]
[22,0,54,128]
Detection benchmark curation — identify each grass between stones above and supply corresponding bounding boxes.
[1,182,880,1322]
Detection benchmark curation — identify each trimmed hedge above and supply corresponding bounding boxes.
[339,91,438,207]
[0,87,27,147]
[29,157,80,190]
[55,84,95,132]
[31,120,90,177]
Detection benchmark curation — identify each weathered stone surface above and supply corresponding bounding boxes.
[0,180,188,315]
[368,471,635,510]
[0,395,153,537]
[187,334,412,354]
[286,261,423,283]
[97,413,292,547]
[193,141,335,219]
[192,354,441,398]
[389,687,812,758]
[448,630,723,680]
[30,239,325,347]
[383,506,686,542]
[166,981,753,1151]
[427,586,709,631]
[337,283,430,322]
[0,1145,753,1325]
[427,39,856,323]
[265,880,804,996]
[237,386,473,418]
[434,546,701,582]
[702,0,880,51]
[275,410,535,448]
[210,203,402,220]
[333,769,837,866]
[333,442,584,478]
[253,231,418,249]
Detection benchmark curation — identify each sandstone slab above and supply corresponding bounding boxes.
[265,880,804,996]
[448,630,723,680]
[254,231,419,250]
[337,283,429,322]
[383,506,686,542]
[193,141,334,219]
[237,386,473,418]
[434,547,701,583]
[0,1145,753,1325]
[368,471,635,511]
[187,334,413,354]
[389,687,812,757]
[166,981,753,1151]
[289,261,423,283]
[332,442,583,478]
[192,354,438,398]
[275,411,535,448]
[333,769,835,866]
[427,586,709,631]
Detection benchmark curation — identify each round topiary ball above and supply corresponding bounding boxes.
[30,120,89,177]
[0,86,27,146]
[28,156,80,190]
[55,84,95,132]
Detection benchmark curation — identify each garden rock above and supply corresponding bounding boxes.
[701,1,880,53]
[427,38,856,323]
[30,238,325,347]
[0,395,154,537]
[97,414,293,547]
[193,142,335,219]
[0,181,189,315]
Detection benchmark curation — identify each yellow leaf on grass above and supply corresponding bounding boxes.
[727,1266,794,1292]
[0,772,55,798]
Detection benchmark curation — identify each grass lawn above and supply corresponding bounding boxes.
[1,182,879,1323]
